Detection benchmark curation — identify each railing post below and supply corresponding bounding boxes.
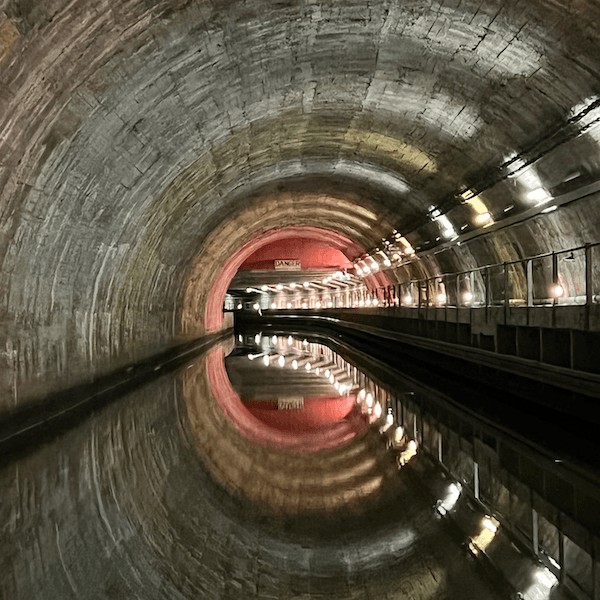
[552,251,559,307]
[485,266,491,307]
[526,259,534,307]
[503,262,509,323]
[585,243,592,329]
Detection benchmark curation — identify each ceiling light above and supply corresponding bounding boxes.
[541,205,557,213]
[527,188,551,203]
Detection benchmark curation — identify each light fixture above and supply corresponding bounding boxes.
[463,291,473,302]
[366,393,374,408]
[527,188,551,203]
[271,335,277,343]
[551,283,564,297]
[253,303,260,310]
[316,301,321,308]
[438,293,447,303]
[271,303,277,309]
[278,355,285,367]
[276,284,283,290]
[305,362,311,371]
[263,355,270,366]
[475,212,491,224]
[541,205,557,213]
[289,282,296,289]
[358,389,366,400]
[292,360,298,370]
[286,302,292,309]
[237,303,243,310]
[303,281,309,288]
[374,403,382,418]
[287,335,293,345]
[404,295,413,305]
[261,285,268,291]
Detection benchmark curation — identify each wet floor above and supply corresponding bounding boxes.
[1,332,514,599]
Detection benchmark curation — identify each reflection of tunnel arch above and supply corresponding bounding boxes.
[3,0,600,598]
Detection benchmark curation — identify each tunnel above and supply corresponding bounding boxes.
[2,0,600,598]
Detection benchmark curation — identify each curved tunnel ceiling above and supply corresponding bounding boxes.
[2,0,600,597]
[3,0,600,395]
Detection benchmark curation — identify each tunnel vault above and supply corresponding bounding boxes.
[2,0,600,598]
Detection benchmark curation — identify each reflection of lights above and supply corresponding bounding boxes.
[302,339,308,346]
[470,516,500,554]
[374,402,382,418]
[261,285,268,291]
[483,518,497,533]
[271,335,277,343]
[303,281,310,288]
[355,267,363,275]
[371,262,379,271]
[359,300,365,307]
[535,568,557,588]
[339,384,347,394]
[541,205,557,213]
[334,381,340,390]
[315,367,320,375]
[551,284,564,297]
[384,259,391,267]
[286,302,292,309]
[263,355,270,366]
[358,389,366,400]
[254,334,261,344]
[305,362,311,371]
[238,334,243,342]
[363,266,371,273]
[404,295,413,304]
[292,360,298,370]
[276,284,283,290]
[253,303,260,310]
[237,303,243,310]
[373,298,379,306]
[301,302,308,309]
[437,482,462,515]
[394,426,404,444]
[398,439,418,466]
[475,212,491,224]
[386,412,394,426]
[287,335,293,345]
[289,282,296,289]
[328,301,333,308]
[438,293,447,303]
[463,291,473,302]
[504,204,514,212]
[316,301,321,308]
[271,303,277,309]
[329,374,335,384]
[278,355,285,367]
[366,393,374,408]
[365,298,371,306]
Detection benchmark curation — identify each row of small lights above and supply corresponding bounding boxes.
[356,168,560,274]
[248,334,355,395]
